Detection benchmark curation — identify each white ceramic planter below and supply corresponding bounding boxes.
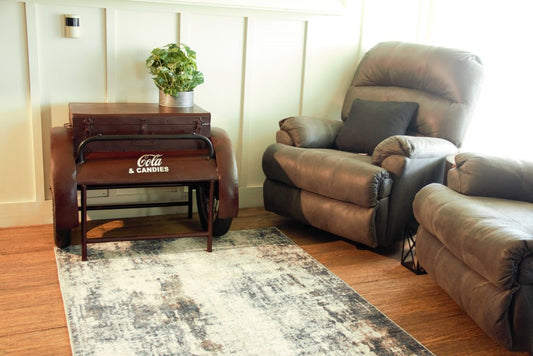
[159,90,194,107]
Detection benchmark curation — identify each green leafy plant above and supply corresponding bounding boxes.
[146,43,204,95]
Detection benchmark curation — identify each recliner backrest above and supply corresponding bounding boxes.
[342,41,484,147]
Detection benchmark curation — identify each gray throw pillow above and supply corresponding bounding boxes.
[335,99,419,155]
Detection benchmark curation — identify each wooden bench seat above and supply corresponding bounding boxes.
[77,152,219,261]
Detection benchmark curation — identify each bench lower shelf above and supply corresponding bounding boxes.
[78,180,216,261]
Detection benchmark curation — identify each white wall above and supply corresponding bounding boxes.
[0,0,361,227]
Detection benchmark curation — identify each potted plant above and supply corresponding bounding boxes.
[146,43,204,107]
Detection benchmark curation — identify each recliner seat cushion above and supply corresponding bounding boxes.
[263,179,388,247]
[335,99,419,155]
[263,143,392,208]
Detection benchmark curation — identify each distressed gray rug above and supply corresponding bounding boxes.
[55,227,432,355]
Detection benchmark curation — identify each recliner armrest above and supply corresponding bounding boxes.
[276,116,343,148]
[414,183,533,290]
[448,152,533,203]
[372,135,458,165]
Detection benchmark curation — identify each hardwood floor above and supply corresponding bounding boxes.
[0,207,527,355]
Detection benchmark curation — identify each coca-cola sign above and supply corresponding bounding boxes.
[128,153,169,174]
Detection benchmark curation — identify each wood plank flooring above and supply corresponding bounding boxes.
[0,207,527,355]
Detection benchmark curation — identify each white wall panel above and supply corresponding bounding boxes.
[0,2,34,203]
[0,0,361,226]
[302,15,360,120]
[243,17,305,193]
[359,0,422,50]
[114,9,178,102]
[180,13,245,156]
[37,5,107,127]
[36,4,107,199]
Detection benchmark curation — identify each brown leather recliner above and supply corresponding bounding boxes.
[414,153,533,353]
[262,41,484,248]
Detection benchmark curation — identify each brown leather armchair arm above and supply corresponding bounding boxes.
[371,135,458,242]
[276,116,343,148]
[210,127,239,219]
[447,152,533,202]
[372,135,458,165]
[50,126,78,247]
[414,182,533,352]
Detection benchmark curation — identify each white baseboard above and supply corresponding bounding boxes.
[0,200,53,228]
[237,186,264,208]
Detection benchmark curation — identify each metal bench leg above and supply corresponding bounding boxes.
[207,180,214,252]
[80,185,88,261]
[187,185,193,219]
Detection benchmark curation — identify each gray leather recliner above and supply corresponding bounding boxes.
[414,153,533,353]
[262,41,484,248]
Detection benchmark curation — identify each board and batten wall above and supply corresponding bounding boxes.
[0,0,362,227]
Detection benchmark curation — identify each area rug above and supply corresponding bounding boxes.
[55,227,432,355]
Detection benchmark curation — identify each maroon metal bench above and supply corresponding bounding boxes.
[50,103,239,261]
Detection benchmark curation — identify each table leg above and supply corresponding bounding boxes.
[187,185,193,219]
[206,180,214,252]
[80,185,88,261]
[400,230,426,275]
